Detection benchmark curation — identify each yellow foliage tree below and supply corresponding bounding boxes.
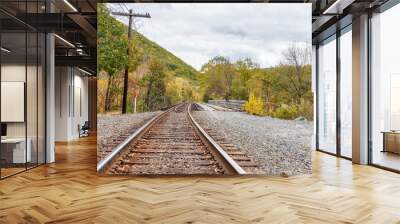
[244,94,264,116]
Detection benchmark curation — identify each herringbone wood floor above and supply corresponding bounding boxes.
[1,136,400,224]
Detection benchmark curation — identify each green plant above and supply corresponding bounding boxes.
[297,99,313,121]
[273,105,298,120]
[203,93,210,103]
[244,94,264,116]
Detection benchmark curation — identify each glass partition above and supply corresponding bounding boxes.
[317,35,337,154]
[370,3,400,171]
[339,26,352,158]
[1,31,28,177]
[0,1,46,179]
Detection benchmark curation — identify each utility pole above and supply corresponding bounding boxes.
[112,10,150,114]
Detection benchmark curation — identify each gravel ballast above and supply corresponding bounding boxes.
[193,110,313,176]
[97,111,161,161]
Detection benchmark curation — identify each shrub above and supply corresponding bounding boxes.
[297,100,313,121]
[273,105,298,120]
[244,94,264,116]
[203,93,210,103]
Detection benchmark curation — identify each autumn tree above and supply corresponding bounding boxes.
[280,43,311,104]
[199,56,236,100]
[197,43,312,120]
[233,58,258,100]
[97,4,128,112]
[141,59,167,111]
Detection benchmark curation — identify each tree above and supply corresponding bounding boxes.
[97,4,128,112]
[233,58,258,100]
[280,43,311,104]
[127,37,144,113]
[141,59,167,111]
[199,56,236,100]
[97,4,200,113]
[194,44,313,119]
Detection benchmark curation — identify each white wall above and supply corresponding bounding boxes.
[1,82,25,122]
[1,65,41,137]
[54,67,89,141]
[1,65,26,139]
[55,66,70,141]
[1,63,46,164]
[72,72,89,138]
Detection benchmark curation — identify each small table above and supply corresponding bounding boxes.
[1,138,31,164]
[381,131,400,154]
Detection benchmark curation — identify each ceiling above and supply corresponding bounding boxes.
[0,0,97,74]
[310,0,390,43]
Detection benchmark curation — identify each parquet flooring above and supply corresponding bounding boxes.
[1,135,400,223]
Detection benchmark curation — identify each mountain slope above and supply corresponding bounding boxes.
[131,30,198,82]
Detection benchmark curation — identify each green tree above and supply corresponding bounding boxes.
[199,56,236,100]
[97,4,128,111]
[233,58,258,100]
[141,59,167,111]
[280,43,312,104]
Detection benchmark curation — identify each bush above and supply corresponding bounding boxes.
[297,99,313,121]
[244,94,264,116]
[273,105,298,120]
[203,93,210,103]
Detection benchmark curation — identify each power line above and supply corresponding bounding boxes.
[118,4,126,13]
[112,11,151,18]
[110,9,151,114]
[117,3,128,14]
[109,5,149,62]
[121,3,130,13]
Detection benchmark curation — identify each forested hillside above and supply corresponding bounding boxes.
[130,30,198,82]
[97,4,199,113]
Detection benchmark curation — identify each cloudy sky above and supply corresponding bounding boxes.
[109,3,311,70]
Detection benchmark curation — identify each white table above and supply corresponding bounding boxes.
[1,138,31,163]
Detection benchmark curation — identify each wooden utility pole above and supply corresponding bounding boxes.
[112,10,150,114]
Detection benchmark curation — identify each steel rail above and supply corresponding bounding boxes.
[187,104,247,175]
[98,102,246,175]
[97,106,176,173]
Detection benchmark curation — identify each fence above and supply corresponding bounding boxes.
[207,100,246,111]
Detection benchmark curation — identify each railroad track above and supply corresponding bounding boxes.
[97,103,258,175]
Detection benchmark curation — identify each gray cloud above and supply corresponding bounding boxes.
[110,3,311,70]
[213,25,247,39]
